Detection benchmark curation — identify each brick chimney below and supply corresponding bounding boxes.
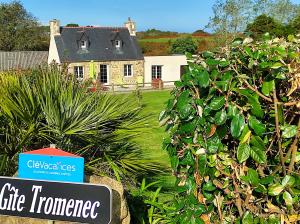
[124,17,136,36]
[50,19,60,36]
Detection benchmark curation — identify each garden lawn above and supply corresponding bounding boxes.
[134,90,171,166]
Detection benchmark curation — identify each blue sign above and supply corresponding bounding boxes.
[18,148,84,183]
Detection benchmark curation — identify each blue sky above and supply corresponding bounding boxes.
[2,0,300,32]
[1,0,216,32]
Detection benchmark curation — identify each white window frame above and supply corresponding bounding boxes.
[115,40,121,48]
[74,66,84,81]
[151,65,162,80]
[81,40,87,49]
[124,64,133,77]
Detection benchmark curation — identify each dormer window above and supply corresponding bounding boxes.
[81,40,87,49]
[115,40,121,48]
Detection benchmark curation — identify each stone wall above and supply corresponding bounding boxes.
[68,60,144,85]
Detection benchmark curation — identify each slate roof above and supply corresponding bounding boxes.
[55,27,144,63]
[0,51,48,71]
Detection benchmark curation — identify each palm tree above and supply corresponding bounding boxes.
[0,67,164,184]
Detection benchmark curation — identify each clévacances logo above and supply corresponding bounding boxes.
[27,160,76,172]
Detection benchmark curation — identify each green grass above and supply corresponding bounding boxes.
[117,90,175,187]
[134,90,171,166]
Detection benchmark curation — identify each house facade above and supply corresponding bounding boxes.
[144,55,188,86]
[48,18,188,87]
[48,18,144,85]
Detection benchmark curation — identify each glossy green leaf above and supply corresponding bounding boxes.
[268,183,284,196]
[238,89,264,118]
[206,58,220,66]
[232,37,243,46]
[250,146,266,164]
[227,104,238,118]
[239,125,250,141]
[180,151,194,166]
[260,61,271,69]
[237,143,250,163]
[283,191,293,207]
[230,114,245,138]
[282,175,295,187]
[207,135,221,154]
[202,181,216,191]
[261,80,274,96]
[242,211,254,224]
[248,116,266,136]
[255,184,267,193]
[250,135,266,151]
[271,62,283,69]
[244,46,252,57]
[202,51,214,58]
[198,155,207,176]
[268,215,280,224]
[248,168,259,186]
[260,175,274,185]
[214,109,227,125]
[176,90,193,119]
[281,124,297,138]
[196,70,210,87]
[170,155,179,170]
[209,96,225,111]
[277,104,284,124]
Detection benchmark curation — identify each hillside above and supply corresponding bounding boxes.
[136,29,217,55]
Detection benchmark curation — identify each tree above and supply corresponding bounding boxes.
[169,37,197,54]
[207,0,299,38]
[0,1,48,51]
[269,0,300,24]
[207,0,253,35]
[66,23,79,27]
[288,13,300,34]
[245,14,286,38]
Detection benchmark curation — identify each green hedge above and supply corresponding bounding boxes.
[160,34,300,223]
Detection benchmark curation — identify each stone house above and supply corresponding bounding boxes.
[48,18,144,85]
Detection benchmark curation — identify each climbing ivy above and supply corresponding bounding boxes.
[160,34,300,223]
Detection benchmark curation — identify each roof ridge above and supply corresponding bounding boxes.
[63,26,127,29]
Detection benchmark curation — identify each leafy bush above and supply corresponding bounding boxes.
[170,37,198,55]
[128,178,175,224]
[160,35,300,223]
[0,67,164,183]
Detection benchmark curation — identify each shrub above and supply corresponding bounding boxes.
[170,37,198,55]
[0,67,164,183]
[160,36,300,223]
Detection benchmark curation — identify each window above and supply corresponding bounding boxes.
[124,64,133,77]
[74,66,84,80]
[99,64,108,84]
[80,40,87,49]
[115,40,121,48]
[151,65,162,80]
